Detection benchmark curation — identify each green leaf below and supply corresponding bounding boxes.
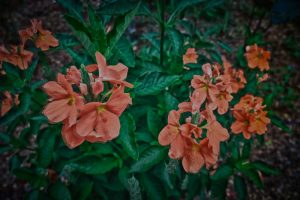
[50,181,72,200]
[163,92,179,112]
[87,6,107,53]
[139,173,166,200]
[111,36,135,67]
[72,30,97,58]
[25,58,39,82]
[0,92,31,126]
[234,175,247,200]
[13,168,48,188]
[38,128,57,167]
[211,164,233,180]
[134,72,181,96]
[242,140,251,159]
[168,0,205,24]
[66,48,91,66]
[252,161,280,175]
[106,1,141,57]
[56,33,80,48]
[240,168,263,188]
[167,28,184,55]
[269,113,291,133]
[116,113,139,160]
[130,146,167,173]
[56,0,83,21]
[218,41,232,53]
[210,179,228,200]
[147,108,163,137]
[74,176,94,200]
[98,0,137,15]
[64,15,90,37]
[68,156,120,175]
[0,132,11,144]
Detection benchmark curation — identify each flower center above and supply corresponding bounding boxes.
[97,105,106,113]
[68,96,75,105]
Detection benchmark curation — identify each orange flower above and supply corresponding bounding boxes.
[61,121,84,149]
[43,73,84,126]
[0,45,33,70]
[0,92,19,116]
[19,27,34,45]
[222,57,247,93]
[66,66,82,85]
[158,110,185,159]
[31,19,59,51]
[231,94,270,139]
[183,48,198,65]
[76,86,131,142]
[245,44,271,71]
[86,52,133,96]
[206,120,229,154]
[182,138,217,173]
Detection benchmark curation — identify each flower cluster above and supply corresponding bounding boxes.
[245,44,270,71]
[0,19,58,70]
[43,52,133,149]
[231,95,270,139]
[222,57,247,93]
[158,63,234,173]
[0,92,19,117]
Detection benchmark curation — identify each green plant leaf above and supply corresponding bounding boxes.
[163,92,179,112]
[168,0,205,24]
[234,175,247,200]
[56,0,83,21]
[211,164,233,180]
[116,112,139,160]
[50,181,72,200]
[134,72,181,96]
[25,58,39,82]
[72,30,97,58]
[252,161,280,175]
[240,168,263,188]
[167,28,184,55]
[139,173,166,200]
[68,156,120,175]
[98,0,137,15]
[106,1,141,57]
[37,127,57,168]
[147,108,163,137]
[111,36,135,67]
[130,146,167,173]
[74,176,94,200]
[13,168,48,188]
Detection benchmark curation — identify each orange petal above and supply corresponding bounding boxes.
[43,81,68,99]
[76,109,97,137]
[106,88,132,116]
[169,135,185,159]
[182,147,204,173]
[62,123,84,149]
[43,99,70,123]
[158,125,178,146]
[95,110,120,141]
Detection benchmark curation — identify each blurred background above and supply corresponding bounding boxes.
[0,0,299,199]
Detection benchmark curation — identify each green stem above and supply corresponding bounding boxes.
[159,0,165,67]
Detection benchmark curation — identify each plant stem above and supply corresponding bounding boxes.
[159,0,165,67]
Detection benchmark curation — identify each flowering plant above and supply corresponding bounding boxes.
[0,1,292,199]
